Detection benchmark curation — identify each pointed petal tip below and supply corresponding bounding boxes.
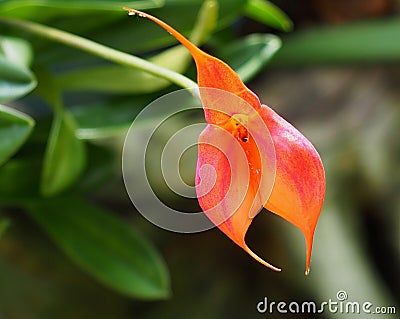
[123,7,147,17]
[124,6,201,59]
[123,7,135,14]
[243,244,281,272]
[304,230,314,276]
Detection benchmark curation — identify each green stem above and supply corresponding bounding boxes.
[0,17,198,89]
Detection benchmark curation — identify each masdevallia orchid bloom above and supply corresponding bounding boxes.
[125,8,326,274]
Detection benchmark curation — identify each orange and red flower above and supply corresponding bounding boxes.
[125,8,326,274]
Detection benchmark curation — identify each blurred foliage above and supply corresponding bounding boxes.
[0,0,399,318]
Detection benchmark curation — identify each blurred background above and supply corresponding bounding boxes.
[0,0,399,318]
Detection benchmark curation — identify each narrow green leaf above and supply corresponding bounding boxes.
[0,35,33,67]
[189,0,218,45]
[26,196,170,299]
[217,33,281,82]
[0,56,36,102]
[0,104,34,166]
[57,0,219,93]
[272,18,400,66]
[37,70,86,196]
[41,110,86,196]
[244,0,293,32]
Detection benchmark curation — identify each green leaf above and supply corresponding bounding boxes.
[0,0,163,16]
[57,0,219,94]
[71,97,149,140]
[0,157,42,204]
[0,1,164,67]
[75,144,116,192]
[0,36,35,101]
[0,118,47,205]
[36,70,86,196]
[33,0,244,66]
[56,48,188,93]
[244,0,293,32]
[41,110,86,196]
[0,104,34,166]
[272,17,400,66]
[0,35,33,67]
[0,218,11,239]
[26,196,170,299]
[217,33,281,82]
[0,56,36,102]
[0,222,136,319]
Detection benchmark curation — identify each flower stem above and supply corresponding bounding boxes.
[0,17,198,90]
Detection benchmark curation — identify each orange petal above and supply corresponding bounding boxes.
[196,123,280,271]
[261,105,326,275]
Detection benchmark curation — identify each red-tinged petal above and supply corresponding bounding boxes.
[260,105,326,275]
[196,114,279,271]
[123,8,261,124]
[125,8,326,273]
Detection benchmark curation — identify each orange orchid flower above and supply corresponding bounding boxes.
[124,8,326,274]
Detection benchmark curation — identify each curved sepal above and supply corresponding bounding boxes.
[196,123,280,271]
[261,105,326,274]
